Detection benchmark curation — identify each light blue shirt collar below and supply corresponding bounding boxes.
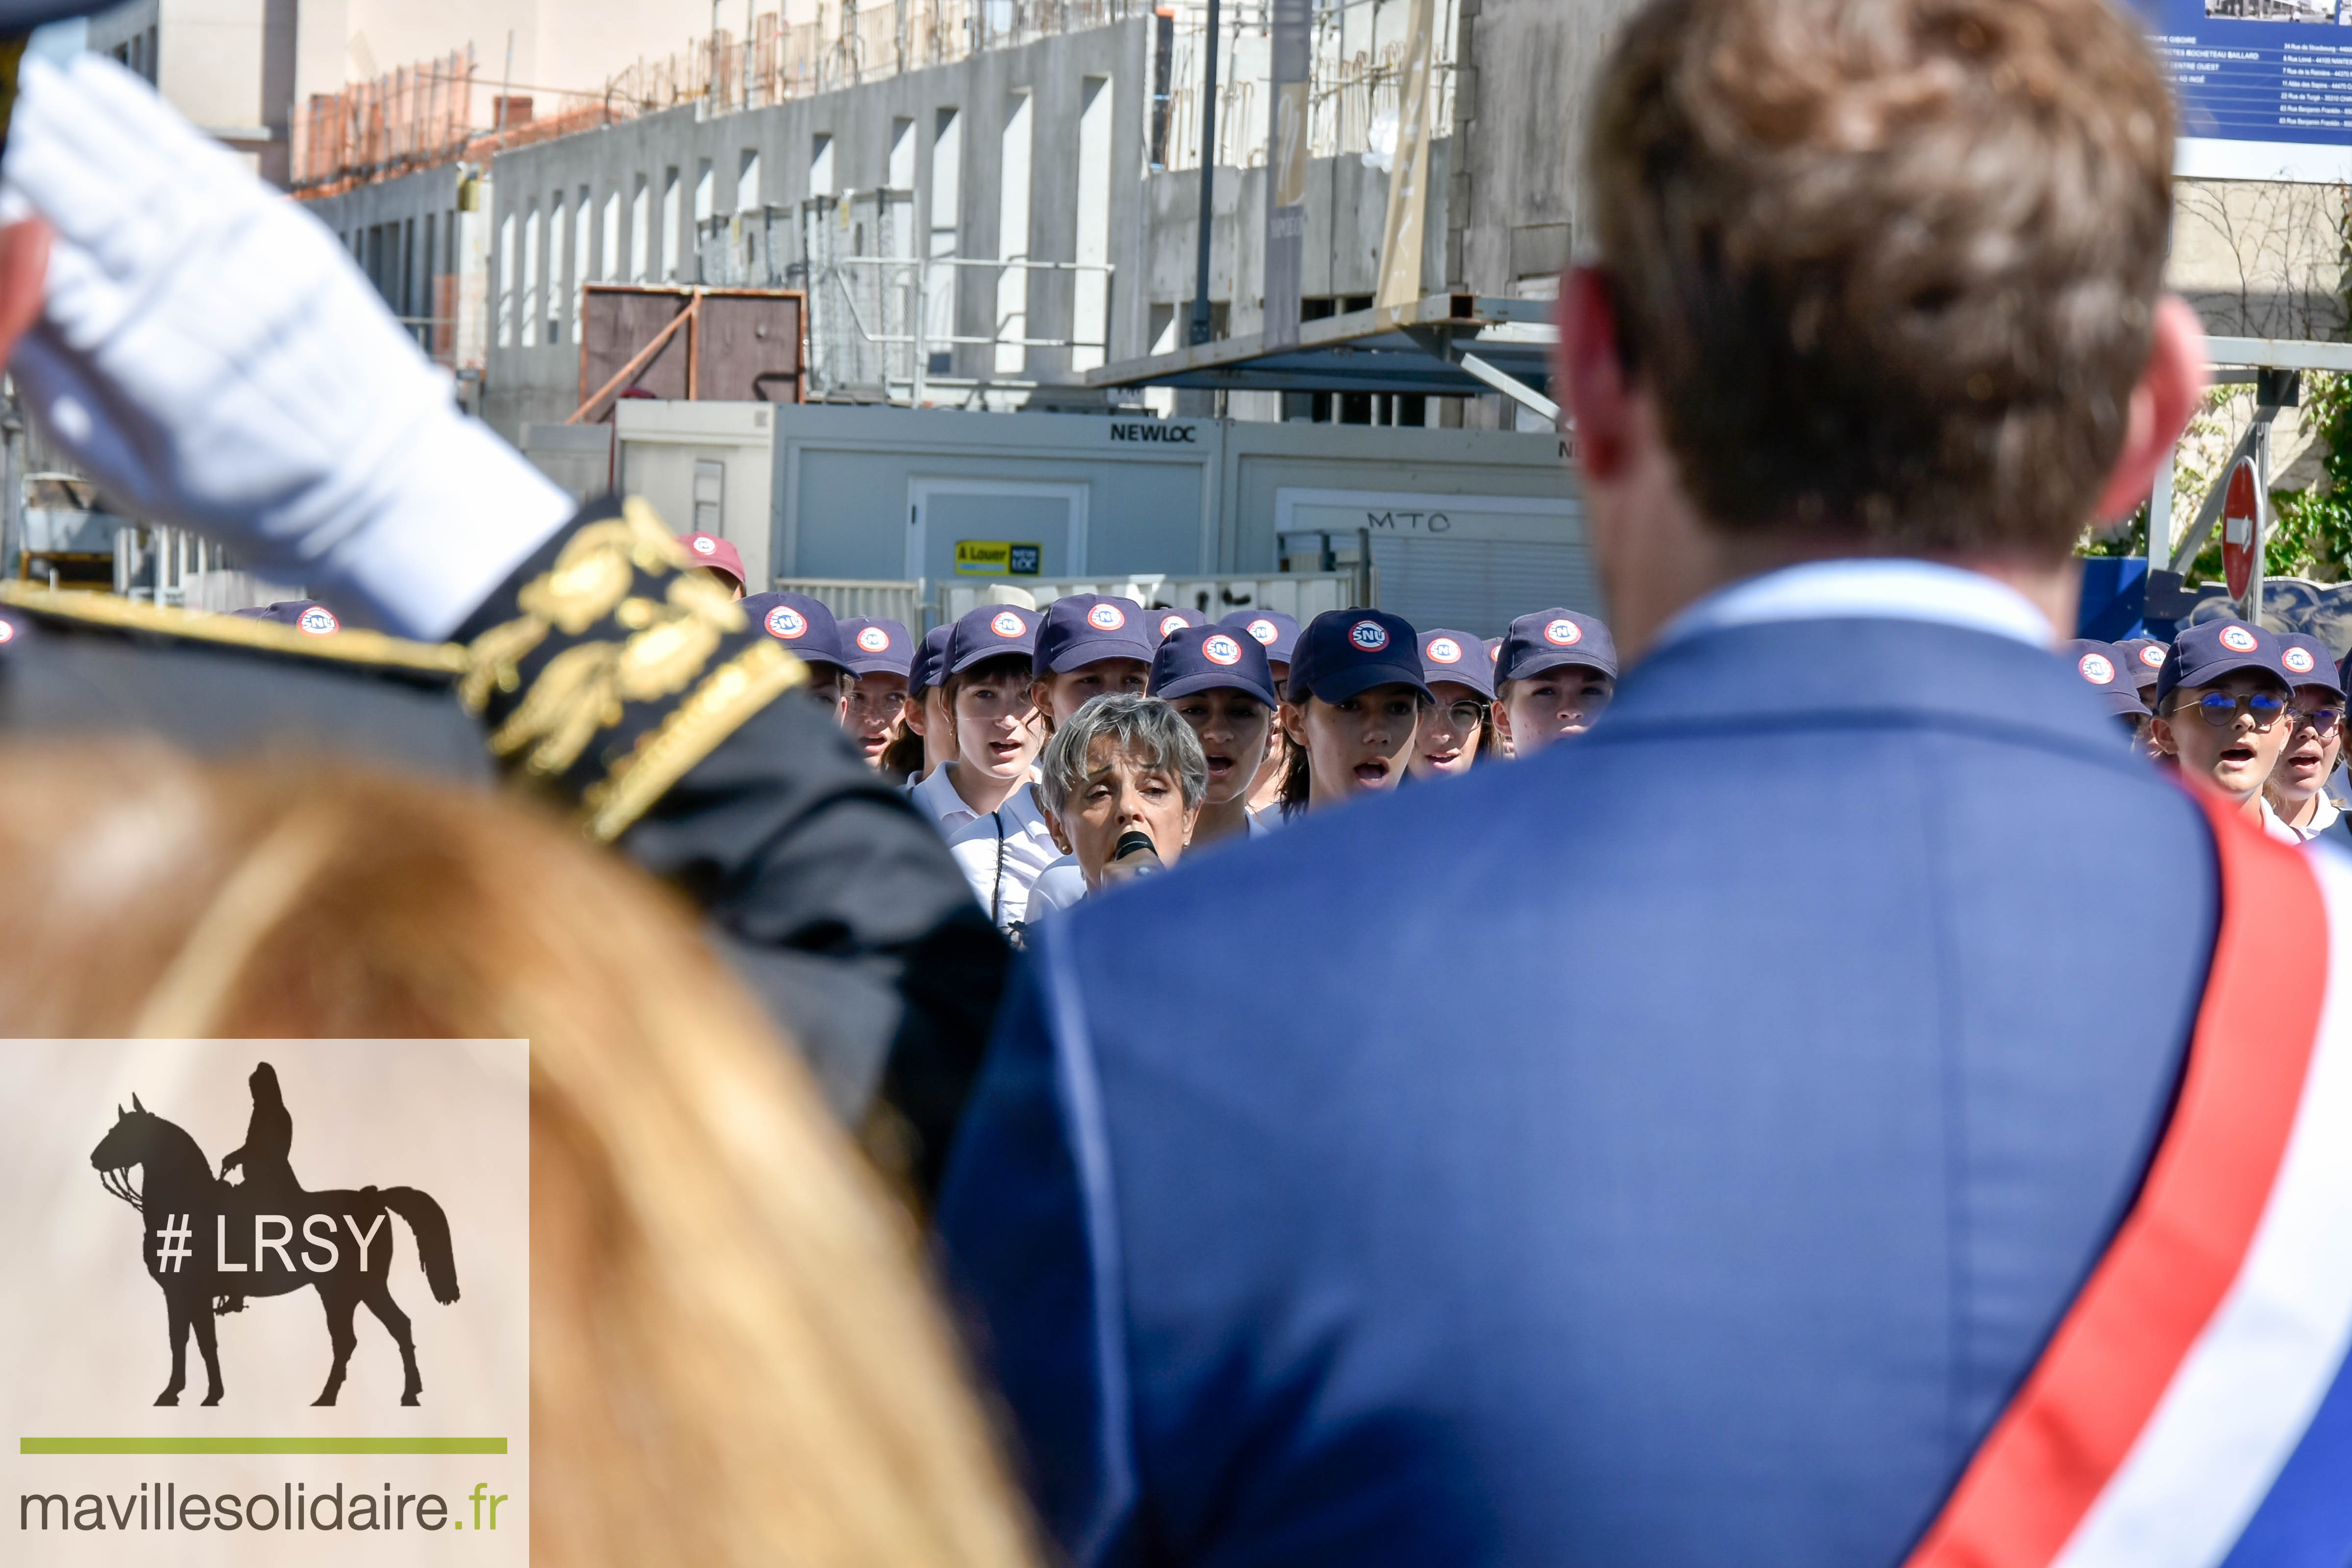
[1653,558,2055,653]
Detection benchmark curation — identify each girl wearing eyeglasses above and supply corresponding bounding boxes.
[1409,629,1498,780]
[2147,619,2298,826]
[2260,632,2352,846]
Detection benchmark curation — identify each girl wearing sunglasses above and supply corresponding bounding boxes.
[2260,633,2352,846]
[2148,619,2298,825]
[1409,629,1499,779]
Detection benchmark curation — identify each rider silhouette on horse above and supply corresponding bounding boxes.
[216,1062,295,1313]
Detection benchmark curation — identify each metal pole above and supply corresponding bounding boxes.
[494,32,514,142]
[1189,0,1220,346]
[2145,437,2172,632]
[2250,415,2270,626]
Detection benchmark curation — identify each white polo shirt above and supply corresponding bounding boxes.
[2262,793,2345,845]
[910,764,1064,931]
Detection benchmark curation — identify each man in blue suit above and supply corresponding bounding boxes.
[935,0,2265,1563]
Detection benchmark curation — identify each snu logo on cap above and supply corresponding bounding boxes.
[690,535,717,556]
[2220,625,2260,653]
[0,620,16,644]
[856,624,893,654]
[2285,645,2318,674]
[1544,618,1583,647]
[1087,602,1128,631]
[297,607,339,635]
[991,610,1028,638]
[766,606,808,640]
[1349,620,1391,652]
[1202,633,1242,666]
[2078,653,2116,685]
[1427,636,1463,665]
[2139,643,2168,668]
[1245,617,1278,644]
[1158,613,1190,638]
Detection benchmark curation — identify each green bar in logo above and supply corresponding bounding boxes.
[21,1437,507,1455]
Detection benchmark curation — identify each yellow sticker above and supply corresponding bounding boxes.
[954,541,1042,576]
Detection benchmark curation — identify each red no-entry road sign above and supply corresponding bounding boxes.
[2222,455,2261,604]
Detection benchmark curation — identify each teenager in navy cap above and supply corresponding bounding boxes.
[1274,609,1428,815]
[2060,637,2150,744]
[2261,630,2351,845]
[936,0,2352,1561]
[1492,608,1617,755]
[1220,610,1301,818]
[1030,595,1155,727]
[1150,622,1282,845]
[907,605,1058,935]
[2115,634,2168,705]
[1409,628,1498,779]
[836,617,914,775]
[2150,617,2296,826]
[1149,606,1204,642]
[740,590,851,719]
[898,622,956,782]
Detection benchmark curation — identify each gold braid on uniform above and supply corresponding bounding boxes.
[459,495,807,842]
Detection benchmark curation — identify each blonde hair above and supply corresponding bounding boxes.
[0,742,1036,1568]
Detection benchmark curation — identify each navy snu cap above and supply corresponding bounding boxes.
[1287,609,1429,704]
[946,603,1041,675]
[2062,639,2148,719]
[1151,623,1279,708]
[2114,637,2168,691]
[1036,594,1155,673]
[837,617,913,679]
[907,623,953,699]
[1219,609,1301,666]
[2155,618,2291,708]
[740,591,848,677]
[2278,632,2344,697]
[228,601,341,635]
[1498,609,1617,683]
[1419,629,1495,701]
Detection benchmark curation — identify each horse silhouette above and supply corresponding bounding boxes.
[89,1087,460,1408]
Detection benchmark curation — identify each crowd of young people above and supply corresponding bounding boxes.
[717,586,1622,936]
[2070,616,2351,846]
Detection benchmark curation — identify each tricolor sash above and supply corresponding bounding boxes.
[1906,789,2352,1568]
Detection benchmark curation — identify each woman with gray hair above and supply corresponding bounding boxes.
[1025,695,1208,923]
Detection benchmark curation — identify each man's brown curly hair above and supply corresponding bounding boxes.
[1588,0,2175,557]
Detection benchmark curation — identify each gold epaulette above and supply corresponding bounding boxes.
[0,583,467,679]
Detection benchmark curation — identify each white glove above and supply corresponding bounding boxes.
[0,53,574,640]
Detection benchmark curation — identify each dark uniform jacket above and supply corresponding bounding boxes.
[0,497,1003,1192]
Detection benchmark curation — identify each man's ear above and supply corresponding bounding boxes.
[0,218,49,367]
[2149,712,2178,758]
[2094,294,2208,523]
[1555,266,1642,484]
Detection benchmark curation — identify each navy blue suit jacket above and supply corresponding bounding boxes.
[936,616,2218,1568]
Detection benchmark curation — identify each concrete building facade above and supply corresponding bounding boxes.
[478,20,1158,436]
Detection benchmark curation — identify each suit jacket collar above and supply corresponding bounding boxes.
[1607,615,2126,755]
